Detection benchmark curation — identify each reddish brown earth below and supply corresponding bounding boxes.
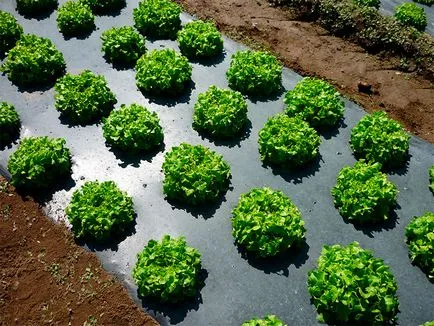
[176,0,434,143]
[0,178,158,326]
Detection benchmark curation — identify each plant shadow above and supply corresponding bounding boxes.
[16,78,59,93]
[140,80,195,108]
[385,153,411,176]
[263,154,323,185]
[144,33,178,42]
[104,55,136,71]
[18,7,57,21]
[188,51,226,67]
[319,312,398,326]
[94,2,126,17]
[246,85,285,104]
[0,131,20,151]
[318,119,347,140]
[140,268,208,325]
[18,173,76,205]
[78,214,137,252]
[352,152,411,177]
[409,263,434,284]
[58,111,109,128]
[108,142,166,168]
[237,241,310,276]
[344,204,400,238]
[197,120,252,148]
[63,27,96,41]
[166,184,232,219]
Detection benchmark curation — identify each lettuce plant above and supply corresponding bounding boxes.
[66,181,134,241]
[135,49,192,96]
[193,86,248,139]
[405,212,434,280]
[1,34,65,86]
[54,70,117,124]
[350,111,410,167]
[177,20,224,59]
[394,2,427,31]
[258,114,321,167]
[80,0,125,14]
[353,0,381,9]
[421,321,434,326]
[308,242,399,324]
[232,187,305,257]
[101,26,146,65]
[133,235,202,302]
[430,165,434,193]
[162,143,231,205]
[332,161,398,224]
[7,136,71,189]
[242,315,287,326]
[56,1,95,36]
[0,102,20,146]
[133,0,182,39]
[16,0,57,15]
[0,11,23,55]
[284,77,345,128]
[103,104,164,153]
[226,50,282,96]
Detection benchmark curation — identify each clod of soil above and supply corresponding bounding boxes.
[357,81,372,94]
[0,177,158,326]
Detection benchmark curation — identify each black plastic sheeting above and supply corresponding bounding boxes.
[0,1,433,325]
[380,0,434,36]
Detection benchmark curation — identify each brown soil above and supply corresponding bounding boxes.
[0,178,158,326]
[176,0,434,143]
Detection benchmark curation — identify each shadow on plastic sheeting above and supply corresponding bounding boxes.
[63,27,96,41]
[140,268,209,325]
[108,142,166,168]
[15,78,59,94]
[78,215,138,252]
[385,154,411,177]
[318,119,348,140]
[197,120,252,149]
[263,154,323,185]
[343,204,400,238]
[59,111,111,128]
[94,5,126,18]
[188,51,226,67]
[246,85,286,104]
[139,80,196,108]
[351,152,411,177]
[18,7,57,21]
[0,131,20,151]
[17,174,77,206]
[236,240,310,276]
[166,184,233,220]
[104,56,136,71]
[315,309,399,326]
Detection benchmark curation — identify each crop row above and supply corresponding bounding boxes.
[269,0,434,80]
[0,0,433,324]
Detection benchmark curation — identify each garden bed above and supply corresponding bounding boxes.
[0,1,433,325]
